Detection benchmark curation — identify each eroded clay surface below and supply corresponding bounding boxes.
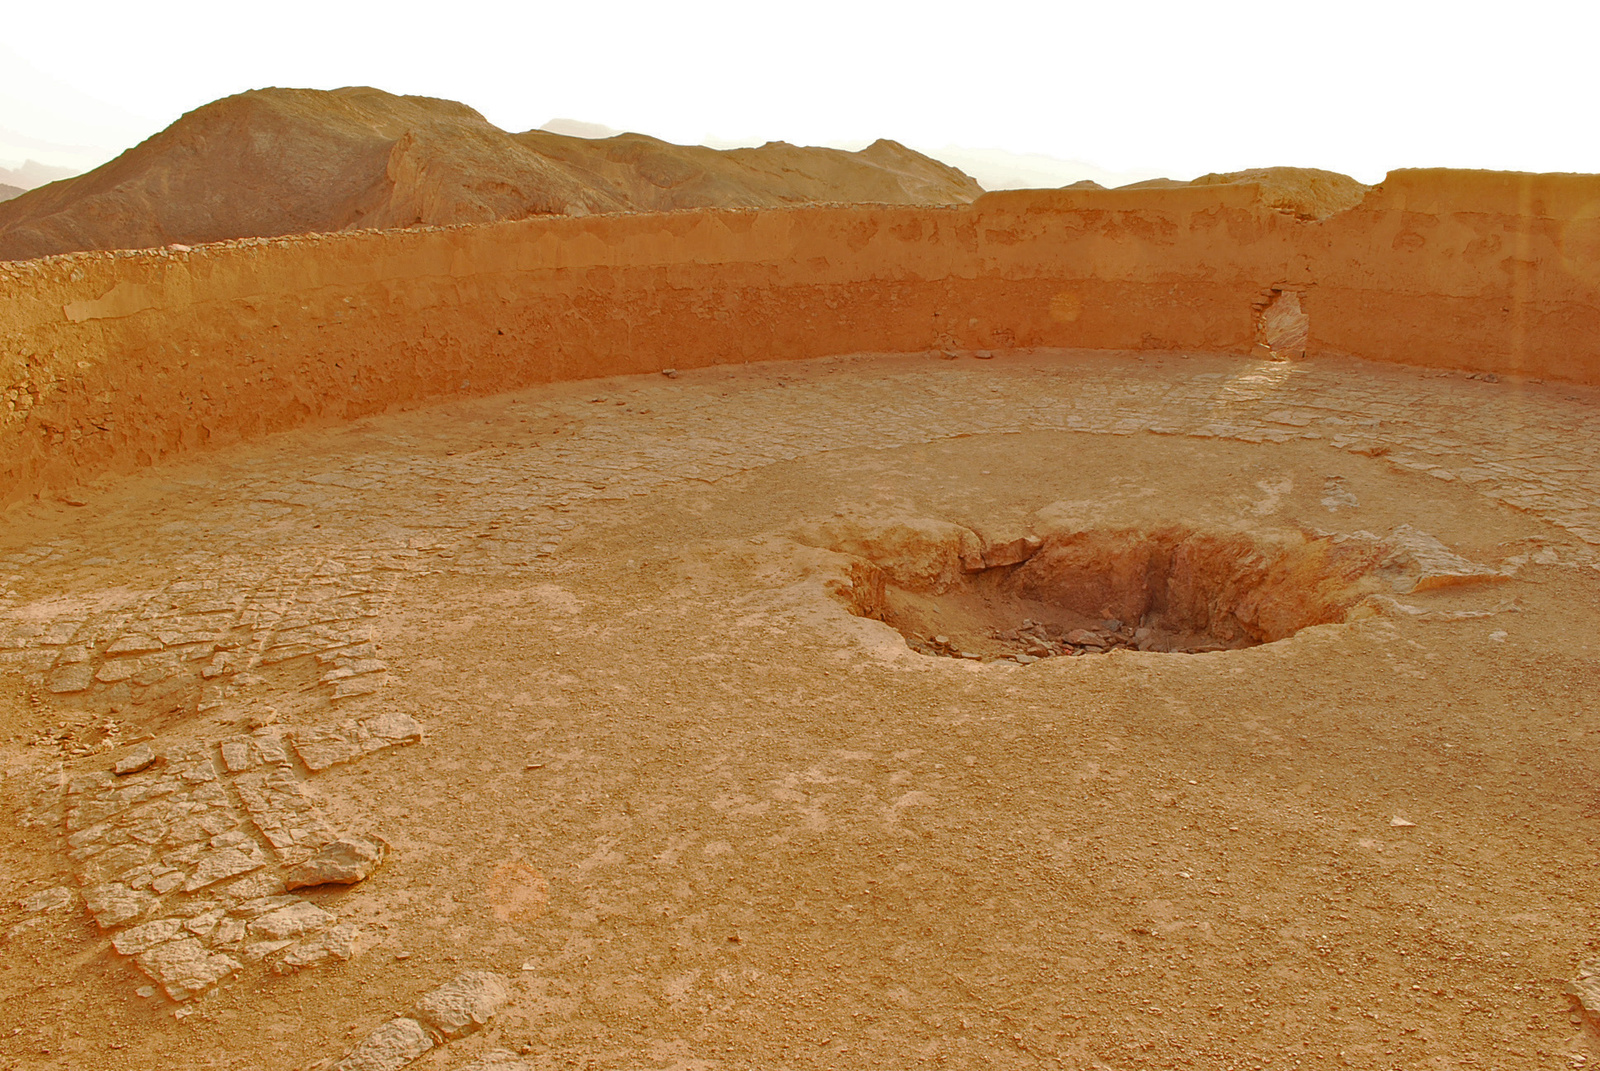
[1,350,1598,1069]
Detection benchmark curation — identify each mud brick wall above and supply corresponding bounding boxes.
[1309,169,1600,375]
[2,169,1597,506]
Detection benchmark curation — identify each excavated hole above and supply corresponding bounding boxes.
[842,525,1384,663]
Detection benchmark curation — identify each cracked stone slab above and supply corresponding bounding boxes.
[271,921,363,974]
[46,662,95,693]
[183,833,271,892]
[455,1054,535,1071]
[228,894,302,919]
[248,900,335,941]
[17,886,75,914]
[111,917,185,956]
[134,937,242,1001]
[332,1017,434,1071]
[82,882,158,929]
[28,712,378,1002]
[1379,525,1509,593]
[241,938,295,962]
[292,712,423,772]
[412,971,510,1041]
[330,675,387,700]
[232,768,337,857]
[106,634,164,655]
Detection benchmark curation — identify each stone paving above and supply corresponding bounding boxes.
[10,712,420,1001]
[1,554,401,720]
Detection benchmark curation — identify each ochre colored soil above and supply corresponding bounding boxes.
[1,350,1597,1069]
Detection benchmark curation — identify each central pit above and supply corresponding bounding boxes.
[842,524,1387,662]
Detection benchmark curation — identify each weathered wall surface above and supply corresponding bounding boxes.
[1307,169,1600,376]
[3,169,1598,506]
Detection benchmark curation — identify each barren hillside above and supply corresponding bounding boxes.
[0,87,982,260]
[1188,167,1370,219]
[1120,167,1369,220]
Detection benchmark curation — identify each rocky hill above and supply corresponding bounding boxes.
[1188,167,1369,220]
[0,87,982,261]
[1118,167,1368,220]
[0,184,22,203]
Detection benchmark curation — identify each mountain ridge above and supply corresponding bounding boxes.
[0,86,983,261]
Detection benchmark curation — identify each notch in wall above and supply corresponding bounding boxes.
[1252,286,1309,360]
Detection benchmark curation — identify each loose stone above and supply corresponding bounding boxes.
[283,836,388,890]
[113,746,159,776]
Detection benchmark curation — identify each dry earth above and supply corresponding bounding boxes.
[1,350,1598,1070]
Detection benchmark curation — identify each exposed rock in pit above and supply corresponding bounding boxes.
[822,517,1505,663]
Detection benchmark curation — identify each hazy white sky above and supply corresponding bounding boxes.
[4,0,1598,187]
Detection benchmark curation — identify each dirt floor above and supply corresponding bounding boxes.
[1,349,1598,1070]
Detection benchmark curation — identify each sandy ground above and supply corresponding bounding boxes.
[1,349,1598,1070]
